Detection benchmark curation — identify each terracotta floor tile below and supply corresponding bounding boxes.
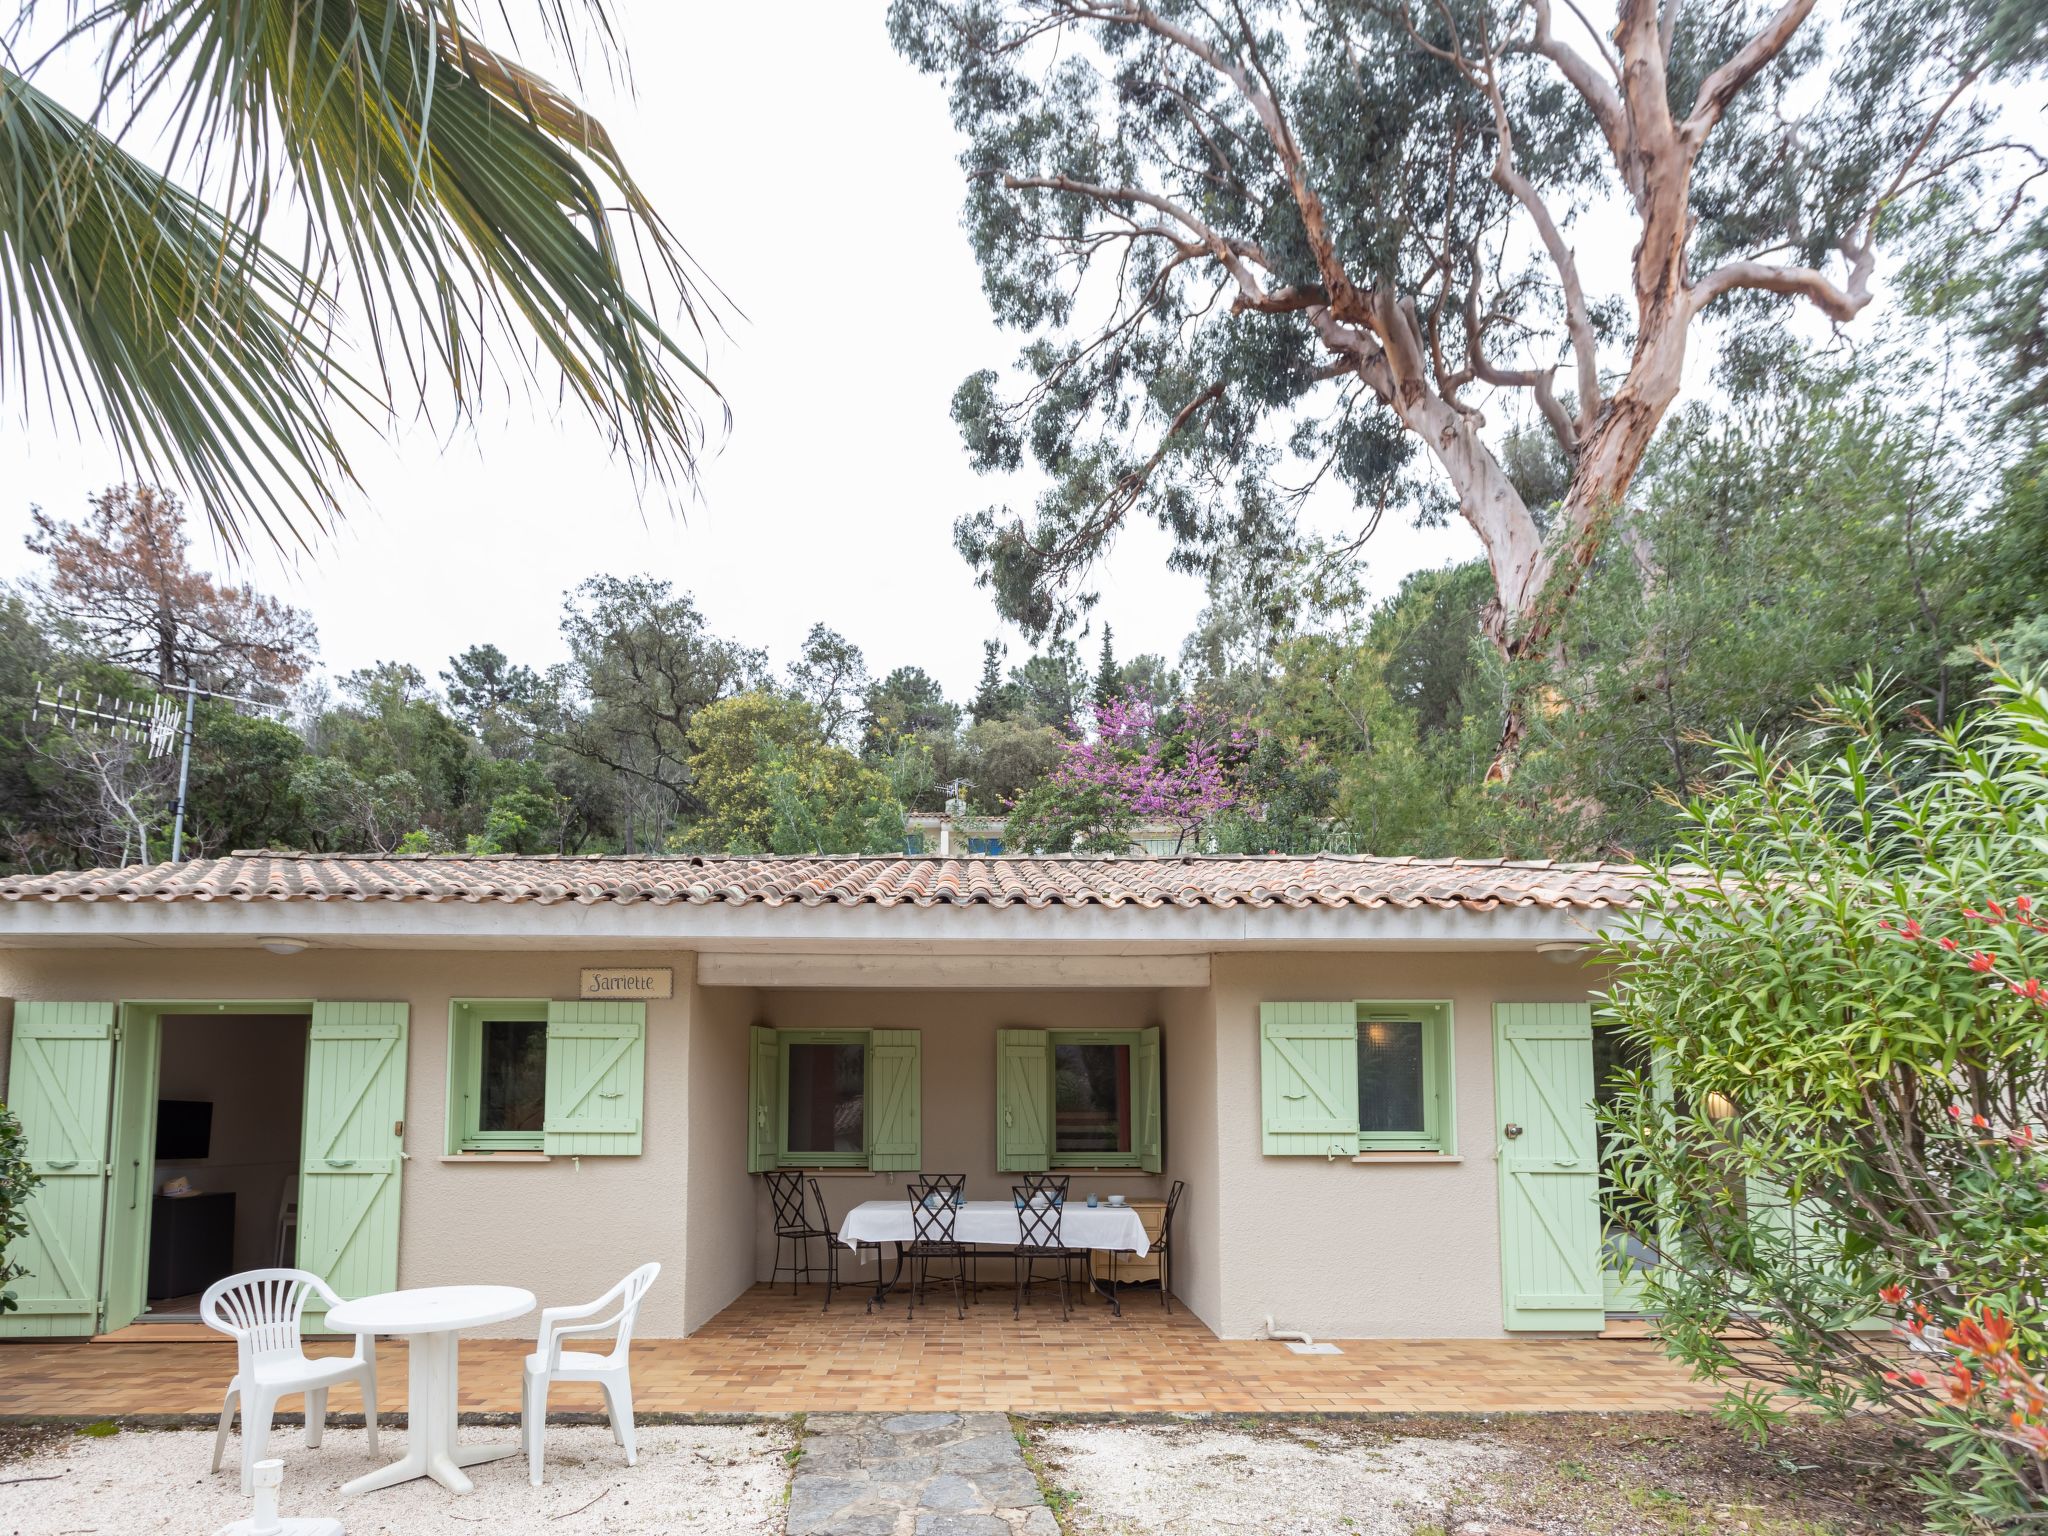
[0,1285,1725,1417]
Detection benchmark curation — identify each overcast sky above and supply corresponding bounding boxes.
[0,2,1493,699]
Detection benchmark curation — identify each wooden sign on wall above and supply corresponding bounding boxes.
[580,967,673,1000]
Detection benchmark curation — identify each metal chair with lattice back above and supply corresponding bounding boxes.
[1155,1180,1186,1312]
[767,1170,831,1298]
[804,1178,842,1312]
[1011,1178,1084,1320]
[905,1179,967,1320]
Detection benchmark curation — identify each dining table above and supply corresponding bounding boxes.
[836,1198,1151,1314]
[325,1284,535,1496]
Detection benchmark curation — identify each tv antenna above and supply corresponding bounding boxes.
[34,676,289,862]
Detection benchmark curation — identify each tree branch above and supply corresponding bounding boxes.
[1683,0,1818,147]
[1688,239,1876,322]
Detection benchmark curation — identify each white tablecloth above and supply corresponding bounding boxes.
[837,1198,1149,1257]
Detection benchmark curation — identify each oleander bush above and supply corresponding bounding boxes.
[1595,671,2048,1529]
[0,1100,37,1315]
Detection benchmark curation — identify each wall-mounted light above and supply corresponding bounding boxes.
[258,937,308,956]
[1535,942,1588,965]
[1703,1090,1739,1122]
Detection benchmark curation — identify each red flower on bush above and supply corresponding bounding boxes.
[1879,1283,1907,1306]
[1970,951,1996,972]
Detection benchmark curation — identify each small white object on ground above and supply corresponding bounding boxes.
[2,1424,792,1536]
[214,1457,342,1536]
[1284,1340,1343,1354]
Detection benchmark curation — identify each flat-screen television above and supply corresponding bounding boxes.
[155,1100,213,1161]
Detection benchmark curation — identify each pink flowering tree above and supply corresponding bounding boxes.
[1594,672,2048,1528]
[1005,689,1249,854]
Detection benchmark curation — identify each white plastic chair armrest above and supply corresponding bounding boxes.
[538,1313,626,1371]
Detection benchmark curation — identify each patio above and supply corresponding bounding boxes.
[0,1283,1725,1417]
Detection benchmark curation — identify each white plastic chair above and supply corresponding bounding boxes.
[521,1263,660,1486]
[201,1269,378,1495]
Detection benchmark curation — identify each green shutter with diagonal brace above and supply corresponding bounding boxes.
[543,1002,645,1156]
[868,1030,922,1171]
[298,1003,408,1329]
[748,1025,779,1173]
[1495,1003,1604,1331]
[1134,1025,1163,1173]
[1,1003,116,1337]
[995,1028,1050,1171]
[1259,1002,1359,1157]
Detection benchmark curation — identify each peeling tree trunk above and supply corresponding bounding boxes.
[1419,168,1698,782]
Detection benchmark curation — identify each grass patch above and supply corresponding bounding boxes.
[1010,1414,1078,1531]
[74,1421,119,1439]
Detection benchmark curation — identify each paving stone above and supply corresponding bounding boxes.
[964,1467,1041,1507]
[918,1473,984,1511]
[935,1434,1028,1476]
[883,1412,963,1434]
[1007,1508,1062,1536]
[915,1516,1009,1536]
[809,1515,901,1536]
[790,1409,1045,1536]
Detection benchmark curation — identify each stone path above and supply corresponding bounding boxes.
[787,1411,1060,1536]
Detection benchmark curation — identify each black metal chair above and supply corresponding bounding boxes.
[916,1174,979,1298]
[805,1177,843,1312]
[905,1179,967,1320]
[767,1170,832,1300]
[1155,1179,1185,1312]
[1011,1181,1085,1320]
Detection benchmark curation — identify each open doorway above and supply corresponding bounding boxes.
[129,1011,309,1323]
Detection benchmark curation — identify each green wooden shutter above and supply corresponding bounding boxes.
[996,1028,1051,1172]
[1,1002,116,1338]
[102,1007,162,1334]
[869,1030,922,1171]
[1259,1002,1359,1157]
[1135,1025,1163,1173]
[543,1002,645,1156]
[748,1026,780,1173]
[1495,1003,1604,1331]
[298,1003,408,1328]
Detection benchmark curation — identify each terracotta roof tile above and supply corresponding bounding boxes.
[0,852,1659,913]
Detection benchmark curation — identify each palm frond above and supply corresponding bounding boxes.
[0,66,360,552]
[38,0,727,527]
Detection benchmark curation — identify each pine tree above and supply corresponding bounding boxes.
[1092,625,1119,711]
[971,640,1008,723]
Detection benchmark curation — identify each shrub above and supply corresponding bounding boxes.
[1595,672,2048,1529]
[0,1100,38,1314]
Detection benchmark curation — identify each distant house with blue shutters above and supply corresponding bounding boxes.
[1,851,1653,1342]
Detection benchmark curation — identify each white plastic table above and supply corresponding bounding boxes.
[325,1285,535,1496]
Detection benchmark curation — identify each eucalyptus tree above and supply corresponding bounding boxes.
[891,0,2045,767]
[1,1,722,549]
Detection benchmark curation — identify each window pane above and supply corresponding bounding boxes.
[1357,1020,1426,1134]
[479,1019,547,1133]
[787,1042,865,1155]
[1054,1043,1132,1155]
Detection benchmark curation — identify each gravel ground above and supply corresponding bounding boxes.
[1023,1414,1927,1536]
[0,1422,793,1536]
[1031,1421,1515,1536]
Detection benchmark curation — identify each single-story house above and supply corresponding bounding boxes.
[0,852,1656,1343]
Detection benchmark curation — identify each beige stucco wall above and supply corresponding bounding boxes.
[1206,950,1602,1340]
[1157,981,1220,1330]
[3,942,1610,1343]
[733,987,1206,1288]
[681,977,758,1332]
[0,947,702,1338]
